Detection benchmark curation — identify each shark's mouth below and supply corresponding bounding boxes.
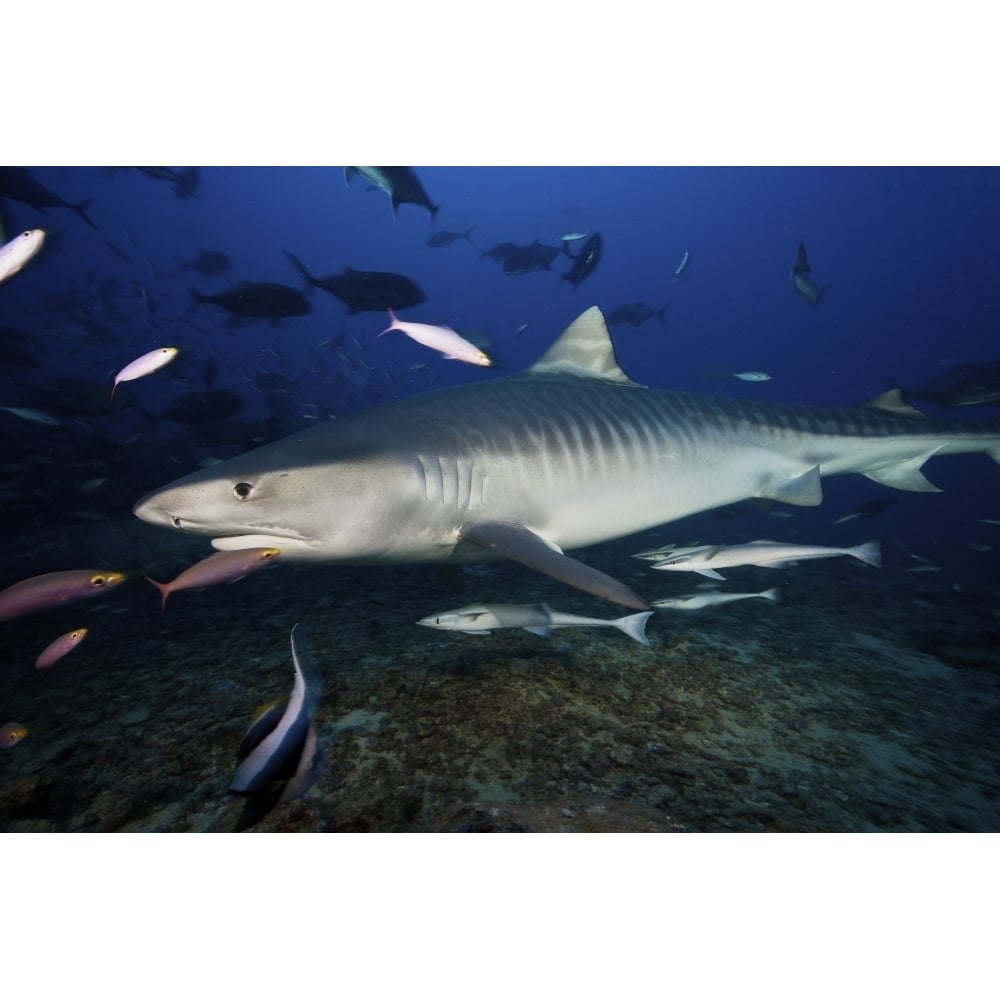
[210,532,313,553]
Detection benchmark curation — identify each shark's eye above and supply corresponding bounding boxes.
[233,482,253,500]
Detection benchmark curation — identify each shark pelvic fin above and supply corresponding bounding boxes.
[459,520,649,609]
[525,306,641,386]
[756,464,824,506]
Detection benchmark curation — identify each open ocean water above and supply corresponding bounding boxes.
[2,166,999,832]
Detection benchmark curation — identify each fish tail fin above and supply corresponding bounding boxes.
[185,288,204,316]
[74,198,97,229]
[988,441,1000,465]
[377,308,399,338]
[429,203,442,222]
[463,227,475,243]
[657,304,670,326]
[850,541,882,569]
[146,576,170,612]
[760,587,784,604]
[110,380,118,401]
[615,611,654,646]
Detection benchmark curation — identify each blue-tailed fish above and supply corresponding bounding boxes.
[0,228,45,286]
[417,603,653,645]
[230,624,323,804]
[111,346,179,399]
[0,569,127,622]
[146,548,280,610]
[133,307,1000,611]
[35,628,88,670]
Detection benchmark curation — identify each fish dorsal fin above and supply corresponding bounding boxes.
[861,388,926,419]
[526,306,640,385]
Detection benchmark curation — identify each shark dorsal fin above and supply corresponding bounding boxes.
[861,388,926,419]
[525,306,640,385]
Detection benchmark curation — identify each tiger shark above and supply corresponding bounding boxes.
[134,307,1000,610]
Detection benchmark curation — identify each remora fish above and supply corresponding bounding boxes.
[651,588,782,610]
[0,229,45,286]
[791,242,825,305]
[133,306,1000,611]
[417,603,653,645]
[344,166,440,220]
[230,624,323,809]
[650,540,882,580]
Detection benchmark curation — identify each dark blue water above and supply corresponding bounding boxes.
[2,166,999,833]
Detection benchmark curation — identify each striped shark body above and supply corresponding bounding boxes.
[133,307,1000,610]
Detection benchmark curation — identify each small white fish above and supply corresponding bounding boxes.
[0,406,62,426]
[672,249,691,281]
[651,539,881,580]
[0,229,45,286]
[417,602,653,646]
[733,371,772,382]
[561,232,588,242]
[379,309,493,367]
[905,565,941,573]
[77,477,108,495]
[111,346,179,399]
[652,587,783,610]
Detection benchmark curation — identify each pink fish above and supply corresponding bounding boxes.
[111,346,179,399]
[146,547,282,610]
[35,628,88,670]
[379,309,493,366]
[1,722,28,748]
[0,569,127,623]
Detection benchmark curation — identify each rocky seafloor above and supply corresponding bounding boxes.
[2,519,999,833]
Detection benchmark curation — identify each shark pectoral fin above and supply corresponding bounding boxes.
[757,465,824,506]
[695,568,726,580]
[459,520,649,610]
[862,448,944,492]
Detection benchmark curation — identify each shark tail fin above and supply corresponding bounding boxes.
[850,541,882,569]
[614,611,654,646]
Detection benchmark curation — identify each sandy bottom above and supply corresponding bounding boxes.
[2,521,998,832]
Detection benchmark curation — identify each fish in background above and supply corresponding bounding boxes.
[790,242,827,305]
[606,302,669,328]
[177,249,232,277]
[0,228,45,286]
[229,624,323,829]
[146,547,281,610]
[133,166,200,198]
[417,603,654,646]
[111,347,179,399]
[344,166,440,220]
[0,569,127,622]
[284,251,426,313]
[0,167,96,229]
[833,498,897,525]
[906,361,1000,408]
[562,232,602,289]
[500,241,566,276]
[672,250,692,282]
[35,628,88,671]
[426,228,475,248]
[1,723,28,749]
[379,309,493,367]
[188,282,311,324]
[651,540,882,580]
[159,389,245,424]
